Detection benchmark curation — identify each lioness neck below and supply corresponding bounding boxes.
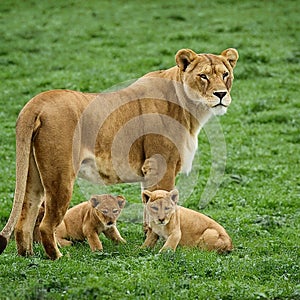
[144,66,181,81]
[144,66,212,133]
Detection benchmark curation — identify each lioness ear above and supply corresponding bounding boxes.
[116,195,126,209]
[90,196,100,208]
[142,190,152,204]
[169,189,179,204]
[176,49,198,71]
[221,48,239,68]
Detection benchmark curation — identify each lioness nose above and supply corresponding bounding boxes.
[213,91,227,100]
[158,218,165,223]
[107,221,114,226]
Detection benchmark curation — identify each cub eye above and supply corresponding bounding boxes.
[199,74,208,80]
[101,209,108,214]
[223,72,229,79]
[151,206,159,211]
[164,207,171,211]
[113,209,119,214]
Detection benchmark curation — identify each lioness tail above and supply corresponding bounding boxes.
[0,108,39,254]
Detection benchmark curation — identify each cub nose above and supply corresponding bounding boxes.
[158,218,165,224]
[107,221,114,226]
[213,91,227,100]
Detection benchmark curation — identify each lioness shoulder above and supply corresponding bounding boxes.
[141,189,232,253]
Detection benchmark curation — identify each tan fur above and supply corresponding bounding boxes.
[55,194,126,251]
[141,189,233,253]
[32,202,45,243]
[0,48,238,259]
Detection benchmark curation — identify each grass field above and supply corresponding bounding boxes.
[0,0,299,299]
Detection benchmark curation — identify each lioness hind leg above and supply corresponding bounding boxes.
[39,187,73,260]
[15,154,44,256]
[199,228,233,253]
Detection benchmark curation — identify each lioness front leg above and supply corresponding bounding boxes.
[103,227,126,244]
[142,155,171,191]
[159,230,181,253]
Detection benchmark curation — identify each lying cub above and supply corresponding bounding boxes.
[141,189,232,253]
[55,194,126,251]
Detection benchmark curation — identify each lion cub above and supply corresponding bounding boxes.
[55,194,126,251]
[141,189,232,253]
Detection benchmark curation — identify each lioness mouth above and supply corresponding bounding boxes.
[213,103,227,108]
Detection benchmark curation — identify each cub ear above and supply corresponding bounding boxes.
[116,195,126,209]
[142,190,152,204]
[90,196,100,208]
[175,49,198,71]
[169,189,179,204]
[221,48,239,68]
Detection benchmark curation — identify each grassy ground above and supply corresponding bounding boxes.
[0,0,299,299]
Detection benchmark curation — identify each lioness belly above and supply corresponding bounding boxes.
[78,154,142,185]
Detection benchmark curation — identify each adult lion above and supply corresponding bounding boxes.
[0,48,238,260]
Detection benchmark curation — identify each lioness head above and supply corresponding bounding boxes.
[90,194,126,227]
[176,48,239,115]
[142,189,179,225]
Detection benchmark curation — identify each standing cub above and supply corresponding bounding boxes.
[142,189,232,253]
[55,194,126,251]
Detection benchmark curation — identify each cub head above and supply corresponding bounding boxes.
[142,189,179,225]
[176,48,239,115]
[89,194,126,227]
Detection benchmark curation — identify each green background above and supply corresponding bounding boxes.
[0,0,299,299]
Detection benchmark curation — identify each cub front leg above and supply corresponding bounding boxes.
[159,230,182,253]
[85,232,103,251]
[83,223,103,251]
[141,230,159,248]
[103,227,126,244]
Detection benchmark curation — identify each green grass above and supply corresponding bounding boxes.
[0,0,299,299]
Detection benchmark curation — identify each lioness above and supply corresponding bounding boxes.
[0,48,238,259]
[55,194,126,251]
[141,189,233,253]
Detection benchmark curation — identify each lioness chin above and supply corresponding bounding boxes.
[141,189,233,253]
[0,48,238,260]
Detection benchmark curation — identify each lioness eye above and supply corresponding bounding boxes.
[165,207,171,211]
[223,72,229,79]
[199,74,208,80]
[101,210,108,214]
[151,206,158,211]
[113,209,119,214]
